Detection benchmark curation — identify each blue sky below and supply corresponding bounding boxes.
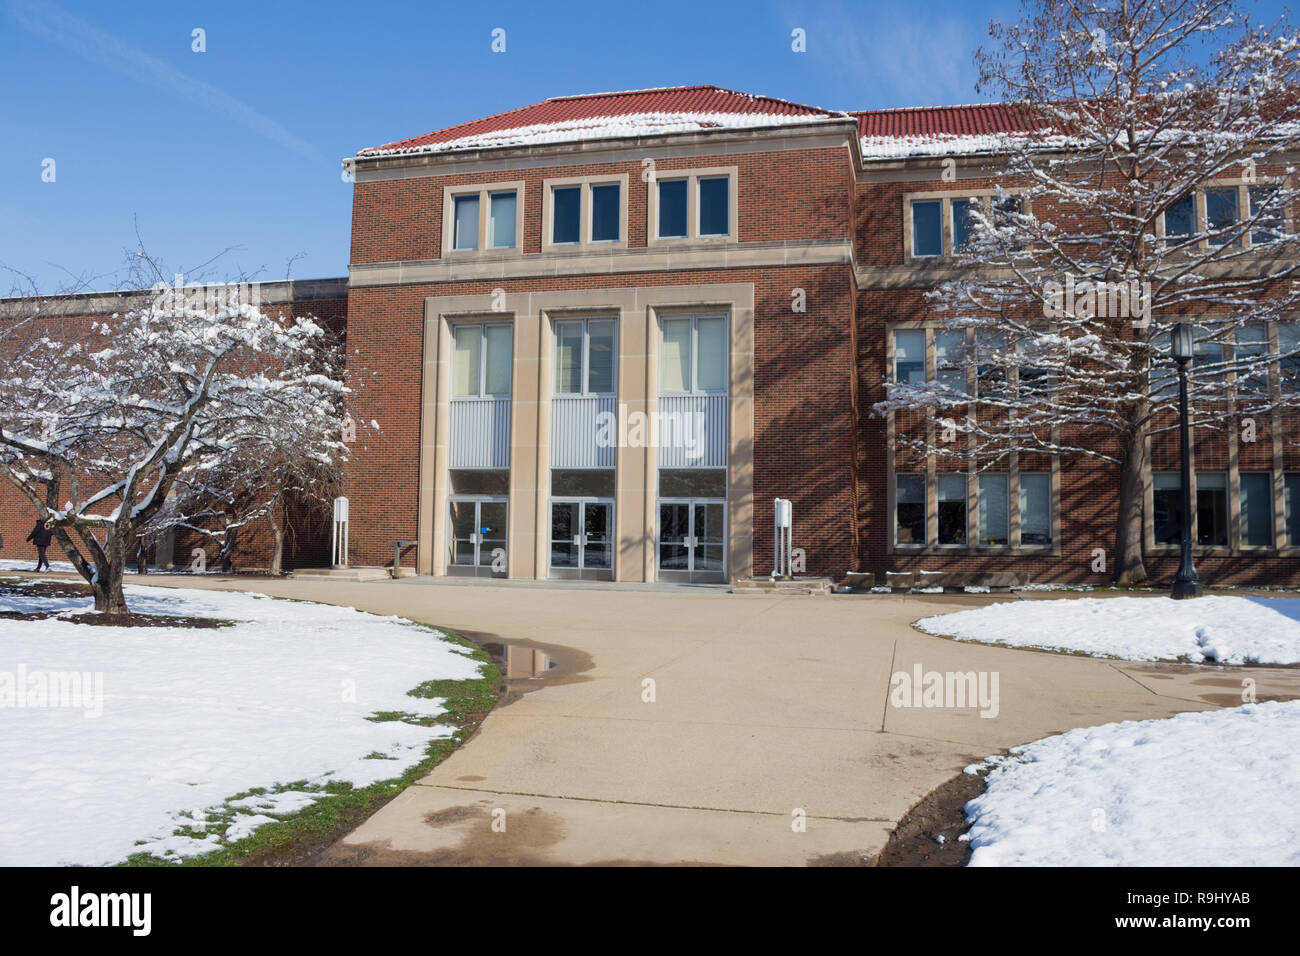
[1,0,1290,290]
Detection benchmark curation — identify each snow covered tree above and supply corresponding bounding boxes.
[875,0,1300,585]
[147,400,344,576]
[0,280,349,612]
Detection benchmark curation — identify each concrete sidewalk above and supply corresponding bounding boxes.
[125,575,1300,865]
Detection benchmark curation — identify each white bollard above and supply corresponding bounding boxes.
[331,496,349,568]
[773,497,793,579]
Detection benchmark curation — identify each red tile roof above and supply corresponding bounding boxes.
[850,103,1041,140]
[360,85,843,156]
[356,86,1043,159]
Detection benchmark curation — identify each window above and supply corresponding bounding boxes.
[453,195,480,251]
[937,475,967,545]
[488,192,516,249]
[935,329,967,393]
[1205,187,1239,246]
[1286,474,1300,546]
[453,323,512,398]
[1192,329,1225,386]
[660,315,727,394]
[1249,186,1285,246]
[552,186,581,244]
[1240,472,1274,547]
[896,474,925,545]
[911,200,942,257]
[1153,473,1183,545]
[1163,192,1196,238]
[976,330,1008,398]
[978,474,1009,545]
[657,180,688,239]
[1234,323,1269,398]
[443,181,524,255]
[554,319,616,396]
[591,184,620,242]
[1019,473,1051,545]
[698,177,729,236]
[1016,336,1052,394]
[1280,325,1300,392]
[1196,471,1228,546]
[951,198,976,253]
[650,169,736,242]
[893,330,926,384]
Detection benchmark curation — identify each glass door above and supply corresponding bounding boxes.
[448,496,508,577]
[549,499,614,580]
[657,499,726,583]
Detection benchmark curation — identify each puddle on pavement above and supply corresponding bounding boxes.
[455,631,594,706]
[483,642,559,679]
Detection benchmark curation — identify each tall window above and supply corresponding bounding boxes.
[1286,474,1300,546]
[911,200,942,257]
[552,186,582,244]
[453,323,512,397]
[1205,187,1239,246]
[1196,471,1228,546]
[1250,186,1285,246]
[657,180,689,239]
[1153,473,1183,545]
[555,319,616,395]
[698,177,730,236]
[895,474,925,545]
[1163,192,1196,238]
[893,330,926,384]
[591,183,620,242]
[488,192,517,249]
[661,315,727,393]
[1234,323,1269,398]
[951,198,976,253]
[453,195,480,251]
[978,474,1009,545]
[937,475,967,545]
[1019,473,1052,545]
[935,330,966,393]
[976,330,1009,398]
[1240,472,1274,547]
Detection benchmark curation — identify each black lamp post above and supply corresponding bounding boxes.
[1170,323,1203,599]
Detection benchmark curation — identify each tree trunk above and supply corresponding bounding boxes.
[93,532,129,614]
[1113,426,1149,586]
[221,529,235,573]
[270,524,284,576]
[267,493,285,576]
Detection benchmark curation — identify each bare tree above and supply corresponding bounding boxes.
[875,0,1300,584]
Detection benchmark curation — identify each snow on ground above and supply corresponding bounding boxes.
[0,584,485,866]
[0,558,77,573]
[916,595,1300,664]
[964,701,1300,866]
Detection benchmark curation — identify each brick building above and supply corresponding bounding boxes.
[3,85,1297,585]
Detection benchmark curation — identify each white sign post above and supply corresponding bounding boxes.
[773,497,793,580]
[331,496,349,568]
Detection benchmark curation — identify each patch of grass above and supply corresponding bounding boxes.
[122,627,501,867]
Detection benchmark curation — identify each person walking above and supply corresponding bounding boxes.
[25,519,53,572]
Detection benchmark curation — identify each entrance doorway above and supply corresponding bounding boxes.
[448,497,508,577]
[549,499,614,580]
[657,499,726,583]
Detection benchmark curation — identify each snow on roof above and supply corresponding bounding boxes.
[356,87,1050,161]
[359,85,845,157]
